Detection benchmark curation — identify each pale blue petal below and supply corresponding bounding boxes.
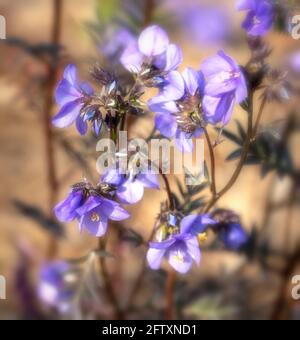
[117,179,144,204]
[52,100,83,128]
[147,248,166,270]
[138,25,169,57]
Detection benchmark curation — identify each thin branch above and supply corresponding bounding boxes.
[204,93,254,213]
[120,112,127,131]
[44,0,63,259]
[252,96,267,138]
[159,168,175,211]
[147,160,175,211]
[143,0,155,27]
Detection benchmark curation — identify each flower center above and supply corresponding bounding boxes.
[174,250,184,263]
[253,16,261,26]
[217,70,240,82]
[198,232,208,243]
[175,110,202,134]
[91,212,100,222]
[168,226,179,235]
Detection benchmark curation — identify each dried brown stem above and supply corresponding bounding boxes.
[252,96,267,138]
[165,269,176,320]
[159,169,175,211]
[143,0,155,27]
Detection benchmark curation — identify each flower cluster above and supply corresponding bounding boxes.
[52,63,147,137]
[52,21,255,276]
[237,0,274,37]
[38,261,77,312]
[120,25,182,84]
[52,64,94,135]
[212,209,248,250]
[149,51,248,151]
[102,166,159,205]
[54,180,129,237]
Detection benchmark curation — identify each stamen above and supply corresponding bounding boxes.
[168,226,179,235]
[253,16,261,26]
[198,232,208,243]
[215,70,240,83]
[174,250,184,263]
[91,212,100,222]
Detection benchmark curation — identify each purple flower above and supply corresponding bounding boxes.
[219,223,248,250]
[102,168,160,205]
[100,27,136,60]
[237,0,274,37]
[54,190,84,223]
[120,25,182,74]
[179,214,216,235]
[289,51,300,73]
[52,64,94,135]
[38,261,75,312]
[147,213,214,274]
[210,209,247,250]
[149,68,205,152]
[147,235,200,274]
[181,5,231,46]
[202,50,248,125]
[76,195,130,237]
[54,182,130,237]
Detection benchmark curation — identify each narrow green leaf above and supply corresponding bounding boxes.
[217,128,243,146]
[235,120,246,140]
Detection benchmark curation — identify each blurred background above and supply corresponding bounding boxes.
[0,0,299,320]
